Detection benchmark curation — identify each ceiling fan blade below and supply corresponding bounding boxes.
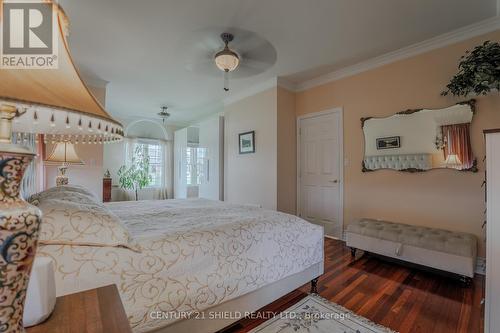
[178,28,224,63]
[229,63,266,79]
[185,60,220,77]
[241,57,274,71]
[180,26,277,79]
[239,42,277,65]
[232,34,267,53]
[193,36,222,55]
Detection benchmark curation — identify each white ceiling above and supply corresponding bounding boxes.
[59,0,497,125]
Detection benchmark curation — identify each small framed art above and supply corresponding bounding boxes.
[239,131,255,154]
[376,136,401,150]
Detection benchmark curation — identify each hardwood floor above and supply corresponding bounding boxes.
[221,238,484,333]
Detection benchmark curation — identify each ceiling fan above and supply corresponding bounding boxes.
[157,106,170,124]
[215,33,239,91]
[182,28,277,91]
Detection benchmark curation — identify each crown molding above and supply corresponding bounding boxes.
[277,77,298,92]
[189,110,224,126]
[222,77,299,107]
[187,101,225,125]
[295,16,500,92]
[210,16,500,111]
[223,77,279,106]
[117,114,189,129]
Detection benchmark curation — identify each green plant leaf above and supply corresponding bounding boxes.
[442,41,500,97]
[117,145,152,198]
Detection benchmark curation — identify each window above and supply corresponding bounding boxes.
[186,147,207,186]
[134,140,163,188]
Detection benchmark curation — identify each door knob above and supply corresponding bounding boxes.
[329,180,338,183]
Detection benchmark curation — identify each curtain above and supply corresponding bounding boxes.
[124,137,138,168]
[116,137,172,201]
[441,123,474,169]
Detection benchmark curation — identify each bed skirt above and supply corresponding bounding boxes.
[152,262,324,333]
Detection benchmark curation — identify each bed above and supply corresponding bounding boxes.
[32,186,324,333]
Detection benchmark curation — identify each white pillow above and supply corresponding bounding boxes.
[43,185,97,197]
[28,185,99,206]
[38,198,139,251]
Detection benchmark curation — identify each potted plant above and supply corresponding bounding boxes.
[442,41,500,97]
[117,146,151,201]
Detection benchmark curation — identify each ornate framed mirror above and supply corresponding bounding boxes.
[361,100,477,173]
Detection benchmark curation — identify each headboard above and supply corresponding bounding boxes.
[364,154,432,171]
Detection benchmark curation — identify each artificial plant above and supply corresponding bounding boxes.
[442,40,500,97]
[118,145,151,201]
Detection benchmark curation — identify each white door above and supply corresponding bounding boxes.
[174,128,187,199]
[486,132,500,333]
[298,109,343,238]
[198,116,224,200]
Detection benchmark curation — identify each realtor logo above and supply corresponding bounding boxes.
[1,0,58,69]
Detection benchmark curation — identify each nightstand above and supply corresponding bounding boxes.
[103,177,112,202]
[26,284,132,333]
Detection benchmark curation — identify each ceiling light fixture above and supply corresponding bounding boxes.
[158,106,170,124]
[214,33,239,91]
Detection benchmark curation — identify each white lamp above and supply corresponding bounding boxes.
[45,142,84,186]
[23,258,56,327]
[445,154,463,169]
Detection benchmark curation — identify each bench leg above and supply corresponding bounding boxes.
[350,247,356,259]
[310,278,319,294]
[460,276,472,287]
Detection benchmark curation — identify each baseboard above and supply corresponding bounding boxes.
[475,257,486,275]
[325,235,342,241]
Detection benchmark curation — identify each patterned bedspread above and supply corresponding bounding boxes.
[36,199,324,332]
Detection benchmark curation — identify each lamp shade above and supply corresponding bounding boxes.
[215,49,240,72]
[0,2,119,331]
[45,142,84,165]
[0,0,123,144]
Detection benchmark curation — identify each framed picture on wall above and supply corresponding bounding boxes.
[376,136,401,150]
[239,131,255,154]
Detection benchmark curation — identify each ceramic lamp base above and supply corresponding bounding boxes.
[0,146,42,333]
[56,166,68,186]
[56,175,68,186]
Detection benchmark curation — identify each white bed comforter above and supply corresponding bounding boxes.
[36,199,323,332]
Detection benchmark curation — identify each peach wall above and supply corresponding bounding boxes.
[296,30,500,257]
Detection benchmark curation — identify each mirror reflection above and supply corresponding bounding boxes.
[362,101,477,172]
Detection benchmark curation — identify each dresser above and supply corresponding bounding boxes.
[485,129,500,333]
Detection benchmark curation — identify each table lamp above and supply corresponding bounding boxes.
[0,1,123,331]
[45,141,84,186]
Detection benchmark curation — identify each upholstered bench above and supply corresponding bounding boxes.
[346,219,477,281]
